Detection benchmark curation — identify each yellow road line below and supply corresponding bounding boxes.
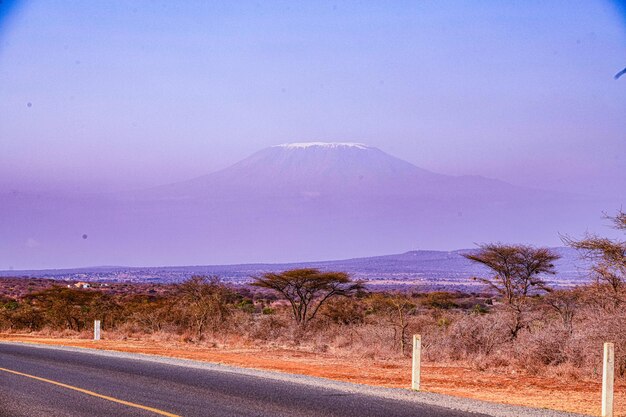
[0,366,181,417]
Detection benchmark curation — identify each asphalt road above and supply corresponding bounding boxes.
[0,343,488,417]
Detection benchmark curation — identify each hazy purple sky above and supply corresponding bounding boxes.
[1,1,625,197]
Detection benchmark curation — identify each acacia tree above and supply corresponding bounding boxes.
[563,210,626,306]
[463,244,559,339]
[252,269,363,327]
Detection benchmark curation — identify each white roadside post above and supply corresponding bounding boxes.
[94,320,101,341]
[602,342,615,417]
[412,334,421,391]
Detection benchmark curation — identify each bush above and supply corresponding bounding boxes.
[3,276,625,380]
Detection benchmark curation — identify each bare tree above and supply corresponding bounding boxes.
[544,289,580,334]
[369,293,416,354]
[252,269,363,327]
[563,210,626,306]
[176,276,235,338]
[614,210,626,230]
[464,244,559,339]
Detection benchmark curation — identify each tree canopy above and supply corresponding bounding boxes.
[464,243,559,338]
[464,244,559,305]
[251,268,363,327]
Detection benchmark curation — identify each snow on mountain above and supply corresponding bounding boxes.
[273,142,370,150]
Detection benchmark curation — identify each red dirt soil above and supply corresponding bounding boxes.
[0,334,620,416]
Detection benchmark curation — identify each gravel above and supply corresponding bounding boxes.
[0,341,592,417]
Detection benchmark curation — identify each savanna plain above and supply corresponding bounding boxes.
[1,210,625,416]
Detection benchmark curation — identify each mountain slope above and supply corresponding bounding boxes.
[0,247,590,290]
[142,142,542,200]
[0,142,616,269]
[140,142,444,200]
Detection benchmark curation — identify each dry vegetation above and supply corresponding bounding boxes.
[3,278,623,379]
[1,210,624,415]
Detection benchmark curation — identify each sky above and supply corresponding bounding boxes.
[1,0,625,197]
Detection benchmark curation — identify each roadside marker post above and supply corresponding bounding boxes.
[412,334,421,391]
[94,320,101,341]
[602,342,615,417]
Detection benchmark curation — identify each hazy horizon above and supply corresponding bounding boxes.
[1,1,625,269]
[1,141,620,269]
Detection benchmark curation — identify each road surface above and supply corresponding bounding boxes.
[0,342,484,417]
[0,343,578,417]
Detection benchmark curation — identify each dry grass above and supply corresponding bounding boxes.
[1,333,621,417]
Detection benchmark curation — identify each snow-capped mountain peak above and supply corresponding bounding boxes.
[274,142,370,150]
[145,141,444,199]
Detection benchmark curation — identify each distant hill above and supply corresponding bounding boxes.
[0,142,615,269]
[0,247,591,291]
